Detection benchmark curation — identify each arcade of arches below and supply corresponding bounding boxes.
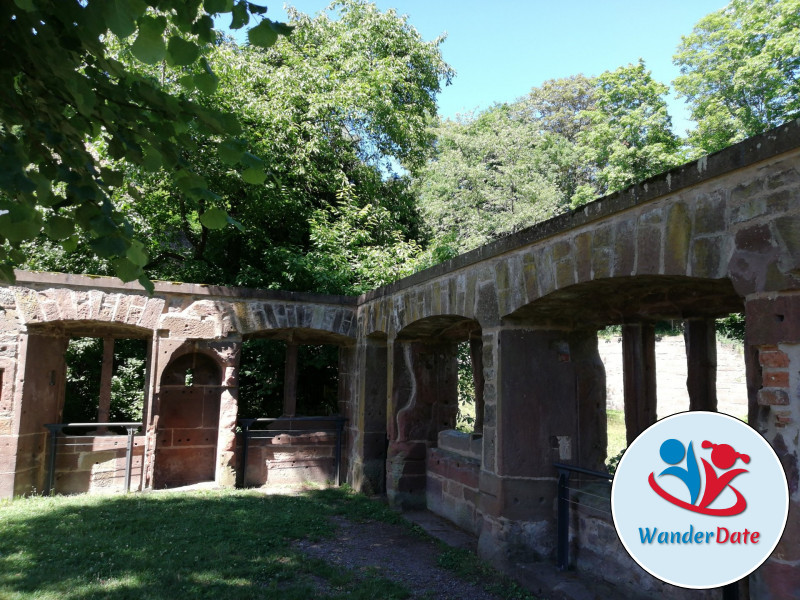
[2,121,800,599]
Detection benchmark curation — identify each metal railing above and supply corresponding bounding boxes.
[554,462,613,571]
[44,422,142,495]
[554,462,740,599]
[237,416,347,488]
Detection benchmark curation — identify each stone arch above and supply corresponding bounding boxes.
[388,314,482,508]
[151,344,229,489]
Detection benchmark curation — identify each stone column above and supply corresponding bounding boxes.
[622,322,657,445]
[478,327,606,562]
[212,340,241,488]
[684,318,717,412]
[744,295,800,597]
[387,339,458,509]
[344,336,387,494]
[469,333,485,434]
[283,340,298,417]
[97,337,114,431]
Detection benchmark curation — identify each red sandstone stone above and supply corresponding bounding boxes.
[759,350,790,368]
[757,389,790,406]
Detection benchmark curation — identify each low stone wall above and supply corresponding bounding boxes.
[53,434,145,494]
[426,430,482,535]
[570,491,720,599]
[240,427,340,487]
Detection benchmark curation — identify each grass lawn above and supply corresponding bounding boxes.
[606,409,626,469]
[0,487,531,600]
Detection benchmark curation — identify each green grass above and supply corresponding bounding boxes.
[606,409,626,465]
[0,487,536,600]
[0,487,410,600]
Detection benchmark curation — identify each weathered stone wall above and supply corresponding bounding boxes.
[52,434,145,494]
[240,430,338,487]
[426,430,482,535]
[1,120,800,599]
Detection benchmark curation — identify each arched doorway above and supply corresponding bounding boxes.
[153,352,223,488]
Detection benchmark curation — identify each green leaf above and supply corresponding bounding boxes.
[13,0,35,11]
[112,258,142,282]
[248,20,278,48]
[138,274,155,295]
[240,152,263,169]
[105,1,137,38]
[230,1,249,29]
[247,2,268,15]
[167,36,200,67]
[90,235,127,258]
[269,21,294,36]
[204,0,233,14]
[126,240,149,267]
[131,32,167,65]
[61,235,79,253]
[199,208,230,229]
[194,72,219,95]
[44,216,75,240]
[218,139,245,165]
[242,167,267,184]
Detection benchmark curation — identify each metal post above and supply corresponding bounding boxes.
[557,468,570,570]
[44,424,59,495]
[124,426,137,493]
[334,417,344,487]
[722,582,739,600]
[238,419,256,489]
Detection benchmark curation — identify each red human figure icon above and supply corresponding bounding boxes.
[698,441,750,511]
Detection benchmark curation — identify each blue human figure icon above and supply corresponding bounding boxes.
[658,438,701,505]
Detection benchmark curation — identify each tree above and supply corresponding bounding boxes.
[674,0,800,154]
[23,0,452,294]
[578,60,683,199]
[415,105,567,254]
[0,0,290,289]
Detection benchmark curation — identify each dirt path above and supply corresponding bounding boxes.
[294,516,506,600]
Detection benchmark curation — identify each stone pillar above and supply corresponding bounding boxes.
[684,318,717,412]
[622,322,657,445]
[283,341,298,417]
[744,295,800,597]
[387,339,458,509]
[211,340,241,488]
[97,337,114,430]
[347,336,387,494]
[9,333,68,496]
[469,333,485,434]
[478,327,606,562]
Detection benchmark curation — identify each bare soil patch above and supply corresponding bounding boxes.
[294,516,507,600]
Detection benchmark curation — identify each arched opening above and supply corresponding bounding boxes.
[153,352,223,488]
[388,315,482,514]
[236,327,353,488]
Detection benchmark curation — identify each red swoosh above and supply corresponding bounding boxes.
[648,472,747,516]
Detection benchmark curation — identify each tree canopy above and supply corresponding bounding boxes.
[673,0,800,154]
[20,0,453,294]
[0,0,291,289]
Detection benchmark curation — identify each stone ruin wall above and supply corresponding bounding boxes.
[1,119,800,598]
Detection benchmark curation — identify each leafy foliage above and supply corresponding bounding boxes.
[416,61,683,254]
[674,0,800,154]
[0,0,290,289]
[63,337,147,423]
[23,0,451,295]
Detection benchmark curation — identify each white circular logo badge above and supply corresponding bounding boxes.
[611,411,788,589]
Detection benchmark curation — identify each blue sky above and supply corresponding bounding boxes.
[229,1,730,135]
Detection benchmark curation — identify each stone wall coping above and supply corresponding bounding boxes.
[11,270,357,306]
[437,429,483,461]
[359,118,800,303]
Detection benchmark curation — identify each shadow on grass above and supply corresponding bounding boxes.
[0,488,406,600]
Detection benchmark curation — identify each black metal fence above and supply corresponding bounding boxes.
[554,462,740,599]
[43,422,142,495]
[237,416,347,488]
